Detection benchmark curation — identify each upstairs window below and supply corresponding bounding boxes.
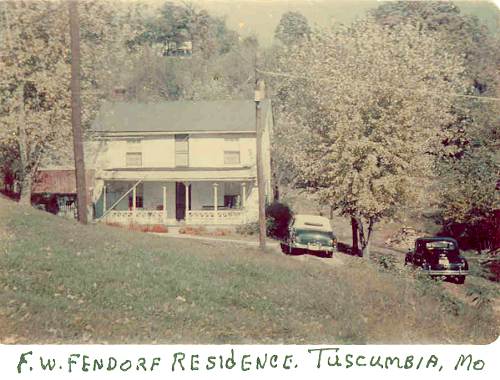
[224,137,240,165]
[175,134,189,167]
[224,151,240,165]
[126,152,142,167]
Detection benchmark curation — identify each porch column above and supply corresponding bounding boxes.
[103,185,107,213]
[241,183,246,208]
[162,185,167,223]
[185,182,190,220]
[241,182,246,224]
[132,184,137,215]
[213,183,218,223]
[213,183,218,211]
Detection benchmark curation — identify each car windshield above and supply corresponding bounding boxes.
[426,241,455,250]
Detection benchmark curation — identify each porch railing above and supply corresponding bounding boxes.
[103,210,165,225]
[186,209,245,225]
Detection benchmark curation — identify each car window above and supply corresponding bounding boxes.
[295,229,333,238]
[426,241,455,250]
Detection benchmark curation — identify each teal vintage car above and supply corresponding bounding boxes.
[280,214,337,258]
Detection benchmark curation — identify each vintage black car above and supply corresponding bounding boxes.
[280,214,337,258]
[405,237,469,284]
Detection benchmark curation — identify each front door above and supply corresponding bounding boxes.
[175,182,191,220]
[176,182,186,220]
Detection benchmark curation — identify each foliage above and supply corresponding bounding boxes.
[374,254,398,272]
[265,201,293,239]
[275,18,465,257]
[465,282,499,309]
[371,1,500,96]
[371,0,500,254]
[122,2,255,102]
[134,1,238,59]
[0,0,145,203]
[0,0,72,203]
[235,222,260,236]
[274,11,311,46]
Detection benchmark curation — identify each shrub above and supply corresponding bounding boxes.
[466,283,499,309]
[236,222,259,236]
[374,254,398,271]
[179,226,206,235]
[265,201,293,239]
[148,225,169,233]
[217,229,232,236]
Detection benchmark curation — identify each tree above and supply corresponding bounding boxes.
[135,1,238,59]
[276,19,465,258]
[0,0,72,204]
[0,0,145,204]
[274,11,311,46]
[371,1,500,252]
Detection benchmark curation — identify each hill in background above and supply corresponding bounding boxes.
[191,0,499,45]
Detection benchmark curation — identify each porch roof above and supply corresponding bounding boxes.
[97,167,256,182]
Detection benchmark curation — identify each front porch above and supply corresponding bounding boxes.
[96,180,256,226]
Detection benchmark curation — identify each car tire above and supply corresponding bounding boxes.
[456,276,465,285]
[326,252,333,258]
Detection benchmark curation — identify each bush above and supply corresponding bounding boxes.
[148,225,169,233]
[179,226,206,235]
[211,228,231,237]
[374,254,398,271]
[236,222,259,236]
[265,201,293,239]
[465,283,499,309]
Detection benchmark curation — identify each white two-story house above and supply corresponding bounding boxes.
[88,99,273,226]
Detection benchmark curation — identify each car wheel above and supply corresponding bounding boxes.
[280,243,287,254]
[326,251,333,258]
[456,276,465,285]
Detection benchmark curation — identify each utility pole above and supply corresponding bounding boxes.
[255,79,266,250]
[69,0,88,224]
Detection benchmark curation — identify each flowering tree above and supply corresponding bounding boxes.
[276,19,465,257]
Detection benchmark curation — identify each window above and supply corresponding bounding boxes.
[126,152,142,167]
[128,195,143,209]
[175,134,189,167]
[224,195,240,209]
[128,183,143,209]
[224,151,240,165]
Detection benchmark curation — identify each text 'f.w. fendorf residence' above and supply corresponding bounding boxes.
[88,100,274,226]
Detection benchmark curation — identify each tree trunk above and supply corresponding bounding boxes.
[351,217,359,256]
[358,217,375,260]
[362,236,371,259]
[19,174,32,205]
[17,94,31,205]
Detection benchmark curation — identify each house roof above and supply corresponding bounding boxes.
[32,169,95,194]
[91,100,271,134]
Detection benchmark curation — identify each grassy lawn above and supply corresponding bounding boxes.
[0,197,497,344]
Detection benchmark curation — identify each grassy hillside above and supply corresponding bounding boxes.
[0,196,497,344]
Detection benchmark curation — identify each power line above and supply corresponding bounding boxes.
[255,68,500,102]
